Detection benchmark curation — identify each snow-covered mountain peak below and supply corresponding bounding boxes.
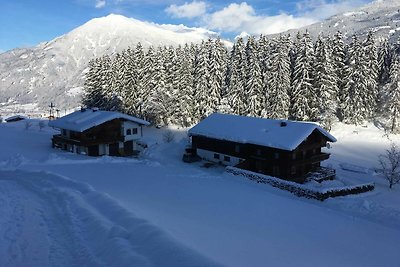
[0,14,219,113]
[277,0,400,42]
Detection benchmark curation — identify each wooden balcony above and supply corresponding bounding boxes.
[291,152,330,166]
[52,134,124,146]
[307,167,336,182]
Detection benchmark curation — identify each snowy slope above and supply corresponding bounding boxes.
[0,14,218,114]
[277,0,400,41]
[0,170,221,267]
[0,120,400,266]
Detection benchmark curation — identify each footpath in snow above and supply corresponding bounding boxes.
[0,170,221,267]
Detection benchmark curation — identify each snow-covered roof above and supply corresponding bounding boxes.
[48,108,150,132]
[188,113,336,151]
[5,115,28,122]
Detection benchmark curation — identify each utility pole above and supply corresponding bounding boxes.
[49,102,55,120]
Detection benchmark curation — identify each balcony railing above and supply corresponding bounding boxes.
[291,152,330,165]
[52,134,123,146]
[307,166,336,182]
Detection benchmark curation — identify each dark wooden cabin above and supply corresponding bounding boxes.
[188,113,337,183]
[48,108,150,156]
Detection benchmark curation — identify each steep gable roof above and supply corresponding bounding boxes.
[188,113,336,151]
[48,109,150,132]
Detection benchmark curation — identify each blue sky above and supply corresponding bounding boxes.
[0,0,372,52]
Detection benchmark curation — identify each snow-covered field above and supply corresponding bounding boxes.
[0,120,400,267]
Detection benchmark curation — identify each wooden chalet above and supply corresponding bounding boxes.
[48,108,150,156]
[187,113,337,183]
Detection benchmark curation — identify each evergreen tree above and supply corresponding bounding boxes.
[173,44,196,126]
[290,31,318,121]
[362,31,379,118]
[82,58,106,108]
[226,37,246,115]
[342,35,368,124]
[331,31,346,119]
[263,35,291,119]
[314,36,338,130]
[207,38,227,115]
[141,46,158,120]
[385,56,400,132]
[192,41,211,121]
[244,36,264,116]
[378,38,392,85]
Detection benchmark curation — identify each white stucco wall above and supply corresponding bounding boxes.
[122,121,141,141]
[197,148,243,166]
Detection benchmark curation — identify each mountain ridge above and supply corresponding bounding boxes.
[274,0,400,41]
[0,14,219,115]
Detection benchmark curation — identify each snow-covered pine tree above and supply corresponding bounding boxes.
[262,35,291,119]
[82,58,107,108]
[342,35,368,124]
[289,32,302,84]
[257,35,270,78]
[225,37,246,115]
[86,54,122,111]
[331,31,346,120]
[378,38,392,85]
[145,47,170,125]
[172,44,196,126]
[122,44,144,116]
[108,52,125,111]
[290,31,318,121]
[141,46,158,120]
[314,36,338,130]
[193,40,211,121]
[362,31,379,118]
[207,37,227,115]
[244,36,264,117]
[161,46,178,124]
[385,55,400,132]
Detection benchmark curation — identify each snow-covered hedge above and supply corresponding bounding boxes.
[225,167,374,201]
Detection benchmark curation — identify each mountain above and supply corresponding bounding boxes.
[0,14,218,115]
[277,0,400,42]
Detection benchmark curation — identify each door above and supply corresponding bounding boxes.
[109,143,119,156]
[124,140,133,155]
[88,145,99,156]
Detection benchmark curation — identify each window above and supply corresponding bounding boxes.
[62,129,67,136]
[292,153,296,160]
[291,166,296,175]
[214,153,220,159]
[132,128,138,135]
[274,152,280,159]
[256,149,262,156]
[126,129,132,135]
[224,156,231,162]
[273,166,280,176]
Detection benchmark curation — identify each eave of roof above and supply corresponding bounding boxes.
[48,109,150,132]
[188,113,336,151]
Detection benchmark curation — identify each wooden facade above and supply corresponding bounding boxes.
[191,129,333,183]
[52,118,144,157]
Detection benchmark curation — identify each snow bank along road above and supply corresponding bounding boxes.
[0,170,221,267]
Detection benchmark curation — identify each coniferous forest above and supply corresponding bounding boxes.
[82,31,400,130]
